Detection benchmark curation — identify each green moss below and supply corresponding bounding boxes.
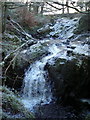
[1,86,35,119]
[85,114,90,120]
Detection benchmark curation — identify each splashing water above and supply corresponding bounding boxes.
[21,44,60,111]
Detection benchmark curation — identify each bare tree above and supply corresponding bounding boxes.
[40,2,44,14]
[2,2,8,33]
[53,2,89,14]
[85,1,90,11]
[66,0,69,13]
[62,1,65,14]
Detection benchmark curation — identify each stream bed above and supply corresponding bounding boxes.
[20,17,90,119]
[21,39,89,119]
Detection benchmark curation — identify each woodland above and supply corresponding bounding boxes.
[0,0,90,120]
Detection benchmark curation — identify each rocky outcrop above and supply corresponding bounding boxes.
[15,42,48,69]
[45,55,90,104]
[74,13,90,34]
[85,114,90,120]
[37,24,52,34]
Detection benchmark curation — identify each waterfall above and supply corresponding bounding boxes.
[22,44,60,111]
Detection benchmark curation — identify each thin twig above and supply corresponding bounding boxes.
[4,51,19,75]
[46,2,65,11]
[4,40,35,62]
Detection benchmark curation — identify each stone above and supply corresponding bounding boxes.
[74,13,90,34]
[37,24,52,34]
[45,55,90,104]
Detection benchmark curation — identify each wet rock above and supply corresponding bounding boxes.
[67,50,73,55]
[85,114,90,120]
[37,24,52,34]
[71,33,90,42]
[45,55,90,104]
[74,13,90,34]
[35,103,85,120]
[15,42,49,69]
[67,45,76,49]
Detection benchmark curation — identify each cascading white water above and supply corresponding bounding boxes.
[21,44,61,111]
[21,39,88,111]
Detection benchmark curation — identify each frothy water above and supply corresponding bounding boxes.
[22,44,60,111]
[21,40,89,111]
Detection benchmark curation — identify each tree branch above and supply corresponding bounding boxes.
[0,39,37,67]
[53,2,90,14]
[46,2,65,11]
[4,51,19,75]
[7,18,37,41]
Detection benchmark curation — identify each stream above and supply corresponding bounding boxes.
[21,41,89,119]
[21,40,89,108]
[22,44,62,111]
[20,17,90,119]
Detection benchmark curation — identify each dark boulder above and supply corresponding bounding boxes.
[74,13,90,34]
[45,55,90,104]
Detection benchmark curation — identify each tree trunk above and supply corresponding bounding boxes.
[40,2,44,14]
[85,4,88,11]
[66,0,69,14]
[2,2,8,33]
[33,2,39,14]
[62,1,64,14]
[29,3,32,12]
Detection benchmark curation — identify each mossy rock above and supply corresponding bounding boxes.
[74,13,90,34]
[85,114,90,120]
[45,58,67,97]
[15,42,48,69]
[1,86,35,119]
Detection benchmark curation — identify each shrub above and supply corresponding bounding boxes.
[85,114,90,120]
[17,7,38,28]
